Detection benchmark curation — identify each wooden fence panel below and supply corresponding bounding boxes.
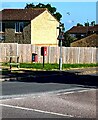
[0,43,97,64]
[0,43,18,62]
[96,48,98,63]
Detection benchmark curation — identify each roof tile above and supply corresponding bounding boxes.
[68,25,98,34]
[0,8,47,21]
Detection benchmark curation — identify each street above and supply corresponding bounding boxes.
[1,81,91,98]
[0,88,97,119]
[0,81,97,119]
[0,69,98,119]
[0,1,97,119]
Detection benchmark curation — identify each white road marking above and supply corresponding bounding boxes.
[0,88,96,100]
[0,103,74,118]
[57,88,96,95]
[0,88,86,99]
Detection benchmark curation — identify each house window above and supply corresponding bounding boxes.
[0,35,5,41]
[0,22,5,32]
[15,22,24,33]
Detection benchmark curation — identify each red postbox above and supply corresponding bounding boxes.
[41,47,47,56]
[32,53,38,62]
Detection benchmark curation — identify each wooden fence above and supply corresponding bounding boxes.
[0,43,97,64]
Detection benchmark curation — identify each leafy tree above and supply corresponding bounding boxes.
[35,3,46,8]
[77,21,96,27]
[25,3,35,8]
[45,3,56,15]
[77,23,83,26]
[53,12,62,21]
[25,3,62,21]
[62,32,76,47]
[84,22,89,26]
[91,21,95,26]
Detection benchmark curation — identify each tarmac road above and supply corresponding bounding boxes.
[0,88,97,119]
[1,69,98,99]
[2,105,67,118]
[0,67,98,119]
[1,81,91,97]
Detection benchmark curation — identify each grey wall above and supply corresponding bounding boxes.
[1,21,31,44]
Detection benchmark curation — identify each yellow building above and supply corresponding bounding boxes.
[31,8,59,46]
[0,8,59,46]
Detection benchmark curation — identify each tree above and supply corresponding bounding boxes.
[77,23,83,26]
[35,3,46,8]
[45,3,56,15]
[84,22,89,26]
[25,3,62,21]
[91,21,95,26]
[25,3,35,8]
[53,12,62,21]
[62,32,76,47]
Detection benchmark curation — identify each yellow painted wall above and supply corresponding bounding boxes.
[31,10,59,46]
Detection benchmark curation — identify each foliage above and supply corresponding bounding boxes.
[77,23,83,26]
[25,3,62,21]
[62,32,76,47]
[25,3,35,8]
[87,21,96,26]
[53,12,62,21]
[77,21,96,27]
[91,21,95,26]
[84,22,89,26]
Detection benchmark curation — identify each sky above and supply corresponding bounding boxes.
[0,1,97,31]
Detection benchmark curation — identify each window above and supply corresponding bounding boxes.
[0,35,5,41]
[0,22,5,32]
[15,22,24,33]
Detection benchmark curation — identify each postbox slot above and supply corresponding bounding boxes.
[41,47,47,56]
[32,53,38,62]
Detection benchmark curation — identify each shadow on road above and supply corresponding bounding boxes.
[1,68,98,88]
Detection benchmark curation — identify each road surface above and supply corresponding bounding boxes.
[0,69,97,119]
[0,88,97,119]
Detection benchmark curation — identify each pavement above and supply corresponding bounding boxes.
[66,67,98,75]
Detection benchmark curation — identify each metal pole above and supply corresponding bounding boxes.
[57,23,64,71]
[59,39,62,70]
[10,57,12,70]
[43,55,45,68]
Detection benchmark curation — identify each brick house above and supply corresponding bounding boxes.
[70,33,98,47]
[67,25,98,39]
[67,25,98,47]
[0,8,59,46]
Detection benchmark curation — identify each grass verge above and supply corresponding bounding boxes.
[1,62,98,70]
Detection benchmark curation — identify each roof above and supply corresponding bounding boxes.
[0,8,47,21]
[71,33,98,47]
[67,25,98,34]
